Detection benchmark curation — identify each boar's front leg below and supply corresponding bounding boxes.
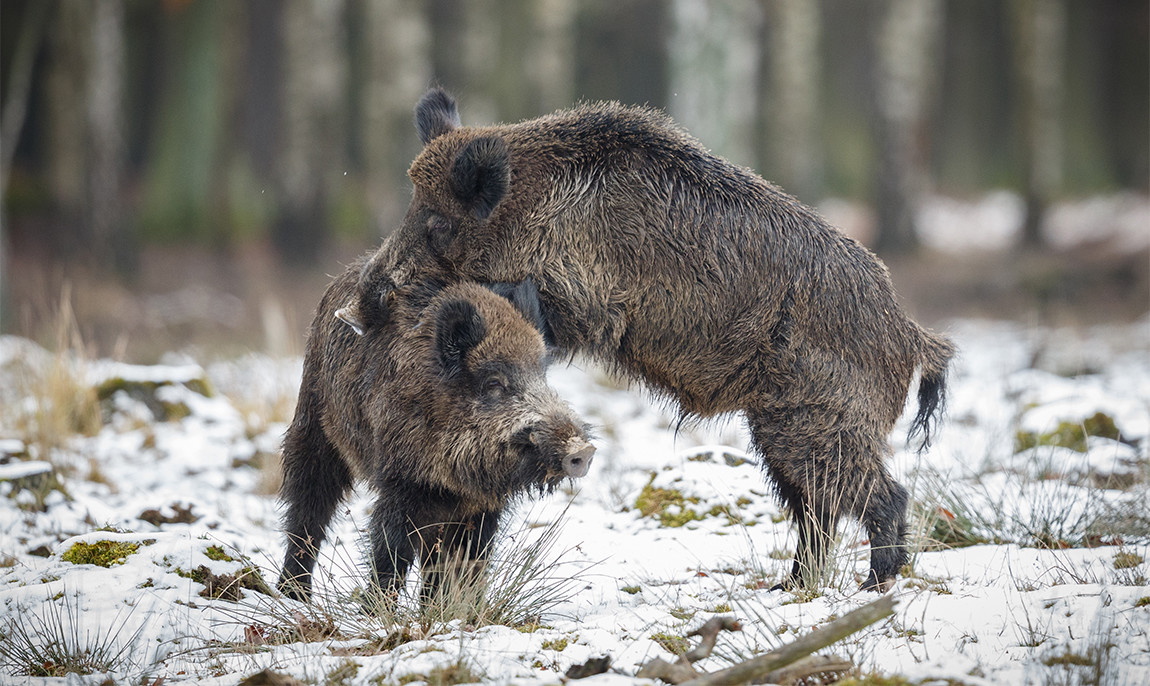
[364,496,418,610]
[278,415,353,602]
[418,510,503,607]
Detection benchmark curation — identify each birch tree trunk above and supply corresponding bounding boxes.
[363,0,432,235]
[276,0,348,262]
[1012,0,1065,249]
[86,0,127,267]
[873,0,943,254]
[765,0,822,202]
[668,0,763,169]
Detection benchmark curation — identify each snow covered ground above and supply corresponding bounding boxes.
[0,316,1147,684]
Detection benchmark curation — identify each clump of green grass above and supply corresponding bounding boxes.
[61,539,149,567]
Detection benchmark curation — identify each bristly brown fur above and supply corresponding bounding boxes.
[364,87,956,591]
[276,257,593,606]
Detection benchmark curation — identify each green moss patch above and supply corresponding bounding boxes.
[634,475,702,528]
[96,375,212,423]
[650,631,689,655]
[204,545,236,562]
[1014,412,1123,454]
[62,539,151,567]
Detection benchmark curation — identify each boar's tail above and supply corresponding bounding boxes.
[908,328,956,453]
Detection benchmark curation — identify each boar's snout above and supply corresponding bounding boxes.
[563,437,595,478]
[519,419,596,483]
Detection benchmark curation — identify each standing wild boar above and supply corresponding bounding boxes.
[276,261,595,604]
[342,89,955,592]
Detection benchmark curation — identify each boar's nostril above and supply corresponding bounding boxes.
[563,440,595,478]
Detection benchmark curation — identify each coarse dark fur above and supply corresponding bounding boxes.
[276,260,595,605]
[351,89,956,591]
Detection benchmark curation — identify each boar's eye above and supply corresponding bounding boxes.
[427,214,455,257]
[482,375,507,398]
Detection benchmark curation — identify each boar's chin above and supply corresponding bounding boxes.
[507,444,570,496]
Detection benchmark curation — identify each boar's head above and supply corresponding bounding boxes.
[418,282,593,505]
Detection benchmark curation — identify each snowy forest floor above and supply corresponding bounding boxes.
[1,311,1148,684]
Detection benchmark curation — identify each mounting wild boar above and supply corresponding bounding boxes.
[276,264,595,604]
[345,89,955,592]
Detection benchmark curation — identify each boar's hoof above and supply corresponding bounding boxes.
[563,439,595,478]
[277,577,312,603]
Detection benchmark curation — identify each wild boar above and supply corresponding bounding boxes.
[342,89,955,591]
[277,263,594,604]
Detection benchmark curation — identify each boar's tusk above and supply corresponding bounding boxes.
[335,305,365,336]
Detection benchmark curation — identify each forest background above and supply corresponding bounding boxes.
[1,0,1146,362]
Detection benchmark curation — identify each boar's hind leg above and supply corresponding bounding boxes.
[419,510,503,606]
[748,409,846,591]
[766,466,839,591]
[278,432,353,602]
[854,469,909,592]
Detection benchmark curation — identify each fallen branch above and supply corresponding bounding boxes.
[758,654,855,685]
[679,594,897,686]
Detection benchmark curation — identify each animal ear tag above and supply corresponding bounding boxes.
[334,303,365,336]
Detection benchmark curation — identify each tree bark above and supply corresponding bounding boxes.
[765,0,822,203]
[275,0,347,263]
[86,0,127,267]
[873,0,943,255]
[1012,0,1065,249]
[668,1,763,169]
[362,0,432,235]
[679,594,897,686]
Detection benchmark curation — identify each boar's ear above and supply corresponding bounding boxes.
[486,278,555,347]
[415,88,461,145]
[450,136,509,220]
[435,299,487,377]
[334,302,366,336]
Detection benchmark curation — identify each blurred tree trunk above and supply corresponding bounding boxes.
[523,0,576,115]
[1012,0,1065,249]
[362,0,431,236]
[872,0,943,255]
[42,0,128,266]
[275,0,347,263]
[667,0,762,169]
[139,0,227,245]
[87,0,127,268]
[764,0,822,202]
[46,0,90,250]
[1,0,50,197]
[1,0,51,329]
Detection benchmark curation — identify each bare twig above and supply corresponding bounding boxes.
[759,654,854,685]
